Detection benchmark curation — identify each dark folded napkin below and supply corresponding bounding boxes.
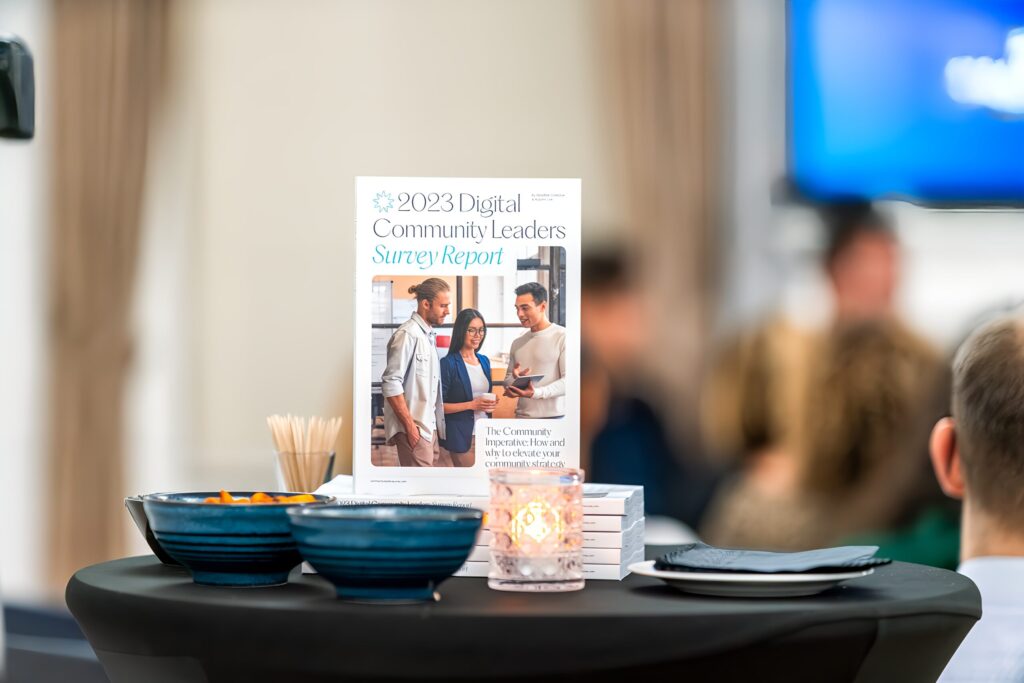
[654,542,891,574]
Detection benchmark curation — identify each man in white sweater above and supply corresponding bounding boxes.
[504,282,566,418]
[931,315,1024,682]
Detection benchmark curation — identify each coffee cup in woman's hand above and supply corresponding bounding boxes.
[475,394,498,412]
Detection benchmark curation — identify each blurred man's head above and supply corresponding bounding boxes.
[514,282,549,330]
[931,316,1024,557]
[821,202,899,323]
[409,278,450,326]
[581,250,648,367]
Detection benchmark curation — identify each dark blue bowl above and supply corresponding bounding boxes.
[142,492,333,587]
[125,496,181,567]
[288,504,484,602]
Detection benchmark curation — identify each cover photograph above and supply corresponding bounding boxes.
[353,177,581,494]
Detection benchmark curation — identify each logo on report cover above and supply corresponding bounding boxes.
[373,191,394,213]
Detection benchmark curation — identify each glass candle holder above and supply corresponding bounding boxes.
[488,468,584,592]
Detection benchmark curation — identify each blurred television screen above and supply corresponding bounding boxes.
[788,0,1024,204]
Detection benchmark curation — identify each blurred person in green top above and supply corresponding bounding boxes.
[701,202,957,567]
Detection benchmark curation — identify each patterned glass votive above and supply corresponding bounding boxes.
[488,468,584,592]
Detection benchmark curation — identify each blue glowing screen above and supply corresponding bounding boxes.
[789,0,1024,203]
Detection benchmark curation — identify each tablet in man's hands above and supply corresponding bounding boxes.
[509,374,544,390]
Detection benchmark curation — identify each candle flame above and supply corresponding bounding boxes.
[510,499,562,546]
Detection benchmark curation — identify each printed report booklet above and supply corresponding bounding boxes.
[318,476,644,517]
[353,177,581,495]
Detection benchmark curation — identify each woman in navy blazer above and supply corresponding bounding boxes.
[440,308,496,467]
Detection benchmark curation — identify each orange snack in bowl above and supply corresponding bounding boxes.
[200,490,316,504]
[275,494,316,503]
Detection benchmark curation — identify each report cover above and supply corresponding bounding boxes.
[353,177,581,494]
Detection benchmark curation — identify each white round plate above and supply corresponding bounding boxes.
[628,561,874,598]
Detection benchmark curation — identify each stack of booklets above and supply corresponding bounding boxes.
[313,478,645,580]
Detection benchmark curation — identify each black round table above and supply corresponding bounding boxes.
[66,549,980,682]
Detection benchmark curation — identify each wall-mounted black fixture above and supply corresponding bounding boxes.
[0,35,34,140]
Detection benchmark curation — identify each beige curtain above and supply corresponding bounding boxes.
[48,0,167,592]
[603,0,720,436]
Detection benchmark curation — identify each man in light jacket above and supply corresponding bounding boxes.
[381,278,450,467]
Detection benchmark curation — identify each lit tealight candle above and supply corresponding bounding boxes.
[488,468,584,592]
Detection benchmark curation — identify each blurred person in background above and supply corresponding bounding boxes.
[440,308,496,467]
[701,203,955,564]
[823,201,900,323]
[931,316,1024,682]
[581,249,719,528]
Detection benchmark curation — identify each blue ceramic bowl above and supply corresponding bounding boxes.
[288,504,484,602]
[124,496,181,567]
[142,492,333,587]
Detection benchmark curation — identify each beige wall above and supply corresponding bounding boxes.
[174,0,627,483]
